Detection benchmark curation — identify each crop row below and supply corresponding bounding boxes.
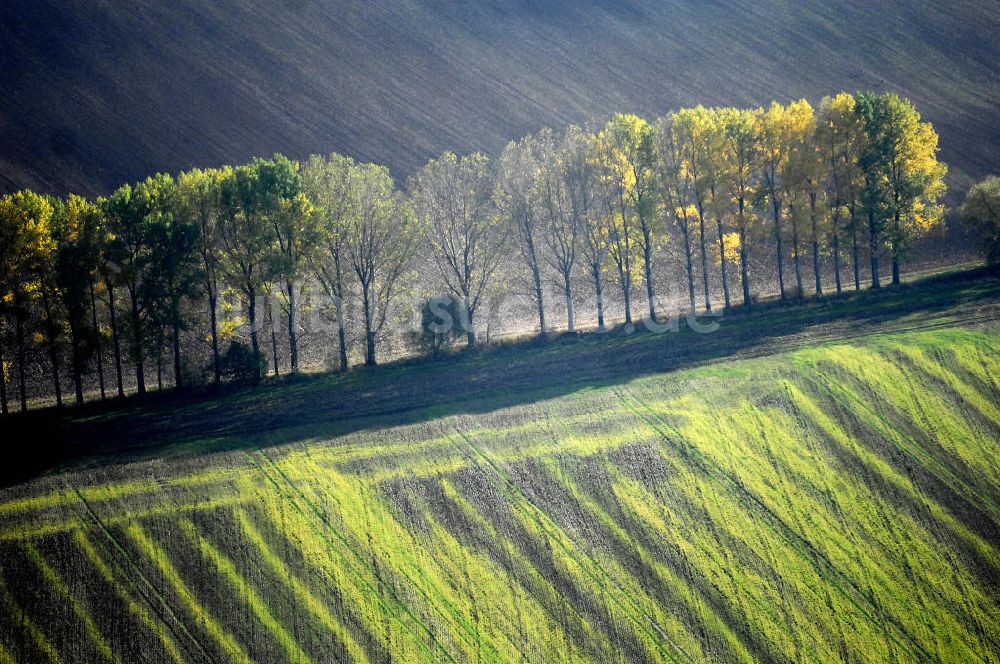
[0,328,996,662]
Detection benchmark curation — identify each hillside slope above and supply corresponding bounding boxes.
[1,0,998,196]
[0,324,998,662]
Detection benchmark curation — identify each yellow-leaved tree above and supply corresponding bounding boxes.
[0,191,56,412]
[855,92,946,286]
[818,93,866,292]
[597,113,658,324]
[779,99,817,299]
[674,106,721,311]
[718,106,762,306]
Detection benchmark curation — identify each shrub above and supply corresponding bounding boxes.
[218,341,266,384]
[407,296,464,359]
[960,176,1000,266]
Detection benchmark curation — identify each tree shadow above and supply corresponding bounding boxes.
[2,267,997,489]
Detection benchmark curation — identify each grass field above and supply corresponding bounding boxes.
[1,272,999,662]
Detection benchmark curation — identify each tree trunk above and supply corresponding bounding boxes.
[681,219,696,313]
[851,215,861,291]
[810,193,822,296]
[533,266,546,337]
[69,318,84,406]
[564,280,574,333]
[172,320,183,390]
[268,297,280,377]
[247,285,261,382]
[41,293,62,407]
[286,280,299,372]
[105,282,125,398]
[524,228,546,337]
[891,210,902,286]
[15,300,28,412]
[156,351,163,391]
[642,222,657,322]
[833,233,842,294]
[739,227,750,307]
[335,297,349,373]
[737,198,750,307]
[90,281,106,400]
[789,203,803,299]
[772,197,786,299]
[0,336,8,415]
[715,211,731,309]
[463,296,475,348]
[363,284,376,367]
[271,328,279,376]
[592,264,605,330]
[65,298,85,406]
[869,210,881,289]
[813,239,822,296]
[697,206,711,311]
[208,282,221,386]
[890,225,901,285]
[128,286,145,395]
[622,274,633,326]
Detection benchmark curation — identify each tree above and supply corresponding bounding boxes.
[781,100,819,297]
[889,110,947,282]
[103,175,175,395]
[855,92,946,286]
[538,126,587,332]
[600,114,660,321]
[0,191,55,411]
[259,155,320,373]
[49,195,103,404]
[34,219,65,406]
[217,163,278,382]
[756,101,801,299]
[0,309,7,414]
[563,127,610,329]
[410,152,504,348]
[684,107,739,309]
[88,278,107,401]
[496,135,548,336]
[176,167,227,385]
[676,107,724,311]
[8,196,65,409]
[960,176,1000,266]
[303,153,355,373]
[719,107,761,306]
[654,113,697,314]
[93,206,126,398]
[344,163,416,366]
[818,93,865,293]
[145,198,201,390]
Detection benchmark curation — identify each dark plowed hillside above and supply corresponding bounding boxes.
[1,0,998,196]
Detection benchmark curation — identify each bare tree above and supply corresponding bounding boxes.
[344,163,417,366]
[496,135,548,336]
[538,126,588,332]
[410,152,504,348]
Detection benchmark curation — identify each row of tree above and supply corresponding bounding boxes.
[0,91,948,413]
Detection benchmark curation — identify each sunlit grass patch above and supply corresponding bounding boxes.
[1,325,998,662]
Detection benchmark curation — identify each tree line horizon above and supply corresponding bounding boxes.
[0,90,950,413]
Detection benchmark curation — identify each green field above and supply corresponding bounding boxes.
[1,272,999,662]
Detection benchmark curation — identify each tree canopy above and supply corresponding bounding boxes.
[0,91,956,412]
